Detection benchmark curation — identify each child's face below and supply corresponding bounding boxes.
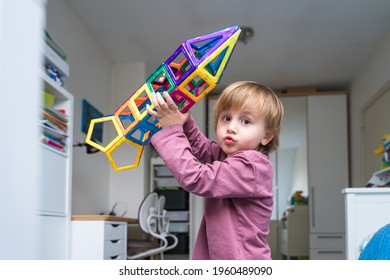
[216,106,271,155]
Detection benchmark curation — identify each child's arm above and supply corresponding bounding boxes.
[181,114,223,163]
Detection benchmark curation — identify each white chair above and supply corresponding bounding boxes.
[127,192,178,260]
[157,195,178,260]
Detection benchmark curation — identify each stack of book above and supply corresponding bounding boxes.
[40,105,69,153]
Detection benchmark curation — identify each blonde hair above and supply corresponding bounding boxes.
[213,81,284,154]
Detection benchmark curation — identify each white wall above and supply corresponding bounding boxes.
[349,30,390,187]
[46,0,112,214]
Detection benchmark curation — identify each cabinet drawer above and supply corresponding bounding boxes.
[310,249,345,260]
[310,233,345,248]
[40,147,67,214]
[104,239,126,259]
[104,222,126,240]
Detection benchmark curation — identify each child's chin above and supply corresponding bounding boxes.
[221,146,236,156]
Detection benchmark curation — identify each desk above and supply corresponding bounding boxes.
[70,215,137,260]
[72,215,138,223]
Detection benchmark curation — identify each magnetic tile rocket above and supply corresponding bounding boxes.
[86,25,241,171]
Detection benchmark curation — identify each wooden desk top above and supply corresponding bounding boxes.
[71,215,138,224]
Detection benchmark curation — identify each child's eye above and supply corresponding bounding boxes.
[222,116,231,122]
[242,119,251,125]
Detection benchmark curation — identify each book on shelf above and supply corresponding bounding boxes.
[40,105,69,152]
[40,134,65,152]
[41,105,69,122]
[41,111,68,133]
[41,121,67,140]
[43,29,69,79]
[43,91,55,108]
[44,29,67,61]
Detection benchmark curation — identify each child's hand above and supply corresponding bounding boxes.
[146,91,190,128]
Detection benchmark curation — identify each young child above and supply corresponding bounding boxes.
[146,81,284,260]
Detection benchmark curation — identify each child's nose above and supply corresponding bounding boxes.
[227,123,237,134]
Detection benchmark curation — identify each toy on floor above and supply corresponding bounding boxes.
[86,26,241,171]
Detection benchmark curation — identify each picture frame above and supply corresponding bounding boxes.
[81,99,104,144]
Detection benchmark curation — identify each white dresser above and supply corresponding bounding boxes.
[343,188,390,259]
[70,215,137,260]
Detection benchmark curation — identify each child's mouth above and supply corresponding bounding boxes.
[224,136,235,145]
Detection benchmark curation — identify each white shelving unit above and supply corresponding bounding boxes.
[38,70,73,259]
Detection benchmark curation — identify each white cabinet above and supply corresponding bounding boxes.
[38,72,73,259]
[343,188,390,259]
[307,94,348,259]
[71,219,127,260]
[280,205,309,259]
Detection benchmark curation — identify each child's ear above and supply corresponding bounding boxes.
[260,131,274,146]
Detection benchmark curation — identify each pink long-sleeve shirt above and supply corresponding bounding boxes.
[150,115,273,260]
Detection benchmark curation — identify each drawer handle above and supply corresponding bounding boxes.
[311,186,315,227]
[110,224,120,228]
[317,236,342,239]
[110,239,120,244]
[110,255,120,260]
[317,251,343,254]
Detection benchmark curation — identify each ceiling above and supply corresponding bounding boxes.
[65,0,390,91]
